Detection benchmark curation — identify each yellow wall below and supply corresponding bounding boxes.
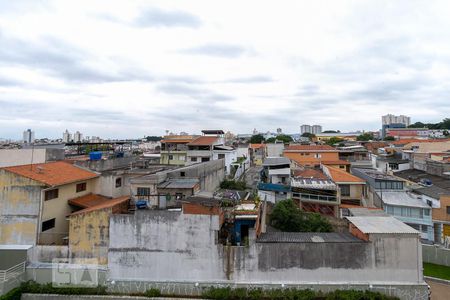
[69,208,110,265]
[40,178,98,244]
[0,170,42,245]
[160,152,187,165]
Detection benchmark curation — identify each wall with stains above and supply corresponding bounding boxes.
[69,208,110,265]
[0,170,42,245]
[108,210,424,286]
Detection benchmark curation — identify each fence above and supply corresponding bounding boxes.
[0,261,26,282]
[422,244,450,267]
[233,157,250,180]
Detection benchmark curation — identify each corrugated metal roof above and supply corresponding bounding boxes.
[263,157,291,166]
[346,216,419,234]
[158,178,199,189]
[257,232,364,243]
[377,191,430,208]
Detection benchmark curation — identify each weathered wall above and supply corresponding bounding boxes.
[0,149,64,168]
[422,244,450,267]
[30,245,69,263]
[108,210,423,285]
[0,170,42,244]
[69,208,110,264]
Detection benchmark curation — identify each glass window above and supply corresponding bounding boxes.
[45,189,59,201]
[42,218,55,232]
[137,187,151,196]
[76,182,86,193]
[218,154,225,159]
[115,178,122,188]
[447,206,450,214]
[168,155,173,160]
[421,225,428,233]
[191,157,197,162]
[340,185,350,196]
[386,205,394,214]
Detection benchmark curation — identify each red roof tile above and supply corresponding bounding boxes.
[70,195,130,216]
[285,145,336,151]
[321,160,351,165]
[3,161,98,187]
[325,166,365,183]
[250,143,265,149]
[188,136,219,146]
[68,193,110,208]
[293,169,328,179]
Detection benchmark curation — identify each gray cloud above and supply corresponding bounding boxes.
[134,7,201,28]
[180,44,249,58]
[156,83,233,101]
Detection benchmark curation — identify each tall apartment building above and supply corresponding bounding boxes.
[73,131,83,143]
[62,130,72,143]
[300,124,312,134]
[23,129,35,144]
[382,114,411,126]
[312,125,322,134]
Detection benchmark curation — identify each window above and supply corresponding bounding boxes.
[421,225,428,233]
[191,157,197,162]
[314,153,321,158]
[180,171,185,177]
[201,157,210,162]
[168,155,174,160]
[45,189,59,201]
[42,218,55,232]
[115,178,122,188]
[447,206,450,214]
[386,205,394,214]
[175,193,184,200]
[76,182,86,193]
[137,187,151,196]
[218,154,225,159]
[340,185,350,196]
[179,155,186,161]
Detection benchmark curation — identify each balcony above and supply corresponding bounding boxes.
[292,192,337,203]
[257,182,290,192]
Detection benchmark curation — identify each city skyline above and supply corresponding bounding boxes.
[1,1,450,139]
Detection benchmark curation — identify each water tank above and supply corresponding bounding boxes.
[89,151,102,161]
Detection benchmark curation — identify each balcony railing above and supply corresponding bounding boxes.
[257,182,290,192]
[0,262,26,282]
[292,192,337,202]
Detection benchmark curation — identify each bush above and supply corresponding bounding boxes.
[269,199,332,232]
[220,180,247,190]
[144,288,161,297]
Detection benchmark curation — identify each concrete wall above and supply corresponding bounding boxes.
[108,210,423,285]
[0,171,42,245]
[30,246,69,263]
[0,149,64,168]
[422,244,450,266]
[266,144,285,157]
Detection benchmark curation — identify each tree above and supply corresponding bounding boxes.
[265,137,276,143]
[322,130,339,133]
[269,199,332,232]
[356,133,374,141]
[301,132,316,139]
[325,137,344,146]
[443,130,449,136]
[275,134,293,143]
[384,136,395,141]
[250,134,265,144]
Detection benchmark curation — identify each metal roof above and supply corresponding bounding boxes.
[263,157,291,166]
[352,168,403,181]
[347,208,388,216]
[376,191,431,208]
[257,232,364,243]
[291,177,337,190]
[414,186,450,200]
[158,178,199,189]
[346,216,419,234]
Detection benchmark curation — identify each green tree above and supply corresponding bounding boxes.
[250,134,265,144]
[384,136,395,141]
[269,199,332,232]
[275,134,293,143]
[356,132,374,141]
[265,137,276,143]
[301,132,316,138]
[323,130,340,133]
[325,137,344,146]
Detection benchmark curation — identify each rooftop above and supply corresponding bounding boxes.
[188,136,220,146]
[376,191,430,208]
[293,168,328,179]
[262,157,291,166]
[70,195,130,216]
[250,143,265,149]
[158,178,200,189]
[3,161,99,187]
[69,193,110,208]
[291,177,337,190]
[257,232,364,243]
[352,168,403,181]
[285,145,336,151]
[346,216,419,234]
[324,166,365,183]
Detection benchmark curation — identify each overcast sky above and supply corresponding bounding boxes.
[1,0,450,139]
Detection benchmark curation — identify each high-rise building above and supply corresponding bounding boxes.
[312,125,322,134]
[382,114,411,127]
[73,131,83,143]
[381,114,411,138]
[300,124,312,134]
[22,129,35,144]
[276,128,282,134]
[62,129,72,143]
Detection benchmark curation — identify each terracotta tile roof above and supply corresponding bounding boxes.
[250,143,265,149]
[161,139,193,143]
[321,159,351,165]
[70,195,130,216]
[325,166,365,183]
[188,136,219,146]
[68,193,110,208]
[293,169,328,179]
[285,145,336,151]
[3,161,98,187]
